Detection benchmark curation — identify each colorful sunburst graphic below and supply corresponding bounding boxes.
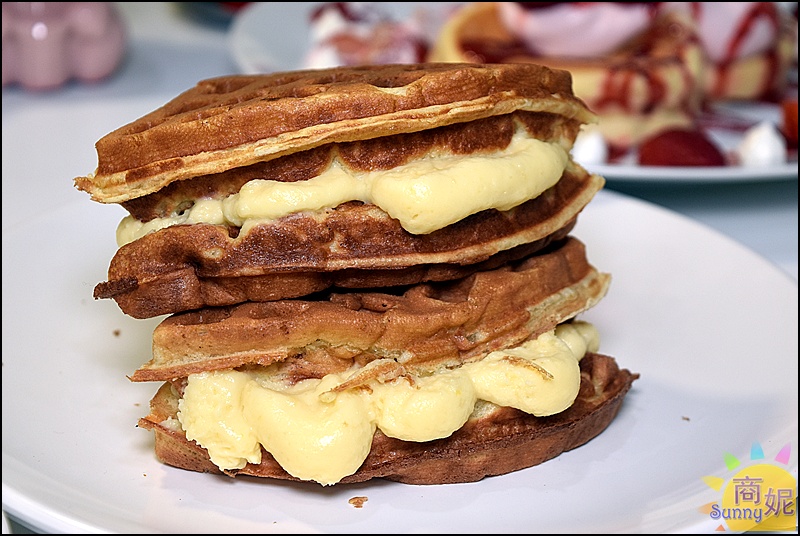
[699,442,797,532]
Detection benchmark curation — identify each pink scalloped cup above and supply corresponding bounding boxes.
[2,2,127,91]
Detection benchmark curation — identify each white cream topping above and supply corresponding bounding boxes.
[177,321,599,486]
[736,121,787,167]
[571,125,609,166]
[116,132,568,245]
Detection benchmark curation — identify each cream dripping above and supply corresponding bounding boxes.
[177,321,600,486]
[116,131,569,245]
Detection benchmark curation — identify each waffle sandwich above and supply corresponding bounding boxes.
[75,62,637,486]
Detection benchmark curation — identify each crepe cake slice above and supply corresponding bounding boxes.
[134,236,638,485]
[428,3,707,154]
[689,2,796,102]
[73,62,604,318]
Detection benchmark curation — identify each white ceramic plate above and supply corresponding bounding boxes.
[2,186,797,533]
[584,109,798,183]
[1,511,10,535]
[228,2,308,73]
[584,160,798,183]
[229,3,798,185]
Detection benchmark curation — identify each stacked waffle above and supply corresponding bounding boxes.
[75,63,637,486]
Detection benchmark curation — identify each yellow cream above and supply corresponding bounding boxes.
[242,374,377,485]
[116,198,226,247]
[462,324,598,416]
[177,321,599,486]
[117,132,568,245]
[179,369,262,470]
[370,368,476,442]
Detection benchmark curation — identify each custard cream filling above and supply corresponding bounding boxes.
[117,132,569,245]
[177,321,599,486]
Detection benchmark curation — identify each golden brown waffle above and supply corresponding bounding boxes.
[131,237,609,382]
[95,167,603,319]
[138,352,638,485]
[74,63,595,204]
[428,3,706,151]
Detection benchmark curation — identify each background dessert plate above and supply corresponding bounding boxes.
[585,100,798,183]
[3,187,797,533]
[229,2,797,185]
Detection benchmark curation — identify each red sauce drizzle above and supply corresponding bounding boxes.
[462,4,699,119]
[709,2,781,101]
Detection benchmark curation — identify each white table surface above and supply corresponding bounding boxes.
[2,3,797,534]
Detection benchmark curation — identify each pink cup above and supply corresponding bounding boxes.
[2,2,127,90]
